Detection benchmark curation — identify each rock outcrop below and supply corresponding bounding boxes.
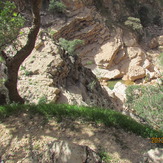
[18,35,113,108]
[41,141,103,163]
[50,3,162,82]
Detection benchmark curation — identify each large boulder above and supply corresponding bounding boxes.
[41,141,103,163]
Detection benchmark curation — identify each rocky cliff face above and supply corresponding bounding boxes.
[52,0,162,83]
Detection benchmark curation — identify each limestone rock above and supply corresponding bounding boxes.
[95,35,122,68]
[41,141,103,163]
[113,82,126,103]
[143,148,163,163]
[128,66,145,81]
[92,68,122,80]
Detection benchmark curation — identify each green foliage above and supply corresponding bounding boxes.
[159,53,163,67]
[0,103,162,137]
[126,85,163,131]
[0,1,25,50]
[98,149,112,163]
[59,38,84,55]
[124,17,143,31]
[48,0,66,14]
[38,95,47,104]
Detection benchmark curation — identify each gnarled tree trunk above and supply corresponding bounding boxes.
[1,0,41,103]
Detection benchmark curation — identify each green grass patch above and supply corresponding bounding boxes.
[126,85,163,131]
[0,103,162,137]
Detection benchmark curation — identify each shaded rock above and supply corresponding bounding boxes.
[95,29,122,68]
[127,47,145,59]
[41,141,103,163]
[142,148,163,163]
[123,31,138,47]
[92,68,122,80]
[49,47,113,108]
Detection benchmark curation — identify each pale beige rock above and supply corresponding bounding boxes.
[128,66,145,81]
[113,82,127,105]
[92,67,122,80]
[158,35,163,46]
[143,59,151,69]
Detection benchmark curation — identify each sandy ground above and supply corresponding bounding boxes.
[0,111,157,163]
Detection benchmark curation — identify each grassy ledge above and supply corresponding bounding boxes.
[0,103,162,138]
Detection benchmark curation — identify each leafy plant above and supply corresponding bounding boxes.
[0,1,25,50]
[24,70,33,76]
[48,0,66,14]
[59,38,84,55]
[98,149,112,163]
[124,17,143,31]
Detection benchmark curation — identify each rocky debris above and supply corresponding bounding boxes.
[142,148,163,163]
[41,140,103,163]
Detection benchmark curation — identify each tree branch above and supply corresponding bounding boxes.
[13,0,41,65]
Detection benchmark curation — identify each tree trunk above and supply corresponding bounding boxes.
[5,61,24,103]
[1,0,41,104]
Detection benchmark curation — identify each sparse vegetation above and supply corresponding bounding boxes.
[124,17,143,31]
[0,103,162,137]
[98,148,112,163]
[126,85,163,131]
[48,0,66,14]
[59,38,84,56]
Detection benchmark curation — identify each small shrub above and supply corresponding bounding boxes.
[125,17,143,31]
[86,61,94,65]
[48,0,66,14]
[24,70,33,76]
[98,149,112,163]
[59,38,84,55]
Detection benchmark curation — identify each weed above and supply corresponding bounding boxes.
[59,38,84,56]
[98,148,112,163]
[24,70,33,76]
[48,0,66,14]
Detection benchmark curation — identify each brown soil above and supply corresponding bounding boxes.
[0,111,157,163]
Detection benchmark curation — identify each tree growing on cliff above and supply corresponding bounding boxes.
[0,0,41,103]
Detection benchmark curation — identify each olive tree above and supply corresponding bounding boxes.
[0,0,41,103]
